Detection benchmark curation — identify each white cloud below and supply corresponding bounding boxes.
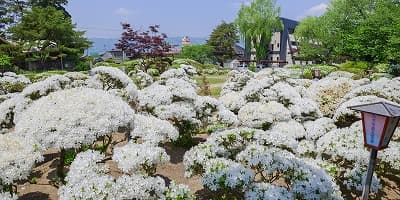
[297,3,328,20]
[114,8,134,17]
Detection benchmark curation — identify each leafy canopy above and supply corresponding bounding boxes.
[235,0,282,62]
[115,23,172,73]
[9,6,90,66]
[179,44,215,64]
[206,21,238,65]
[295,0,400,64]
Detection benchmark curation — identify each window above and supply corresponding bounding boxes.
[271,44,274,50]
[271,57,273,60]
[277,43,280,48]
[277,57,279,61]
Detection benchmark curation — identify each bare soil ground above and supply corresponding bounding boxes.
[16,133,400,200]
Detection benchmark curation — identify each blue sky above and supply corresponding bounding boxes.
[66,0,330,38]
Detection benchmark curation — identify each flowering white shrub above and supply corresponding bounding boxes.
[58,150,116,200]
[245,183,293,200]
[155,102,198,123]
[236,144,342,199]
[221,70,254,95]
[216,109,239,126]
[291,159,343,200]
[343,77,400,104]
[343,165,381,193]
[183,128,262,177]
[256,130,299,151]
[254,68,292,81]
[137,84,173,111]
[288,98,322,121]
[238,101,290,129]
[327,71,356,79]
[0,192,17,200]
[14,88,135,150]
[165,181,196,200]
[240,78,276,103]
[60,150,193,200]
[295,139,316,156]
[333,95,392,125]
[316,121,369,165]
[303,117,337,141]
[308,77,357,116]
[112,142,170,174]
[0,95,31,128]
[159,67,195,85]
[0,72,31,94]
[131,114,178,145]
[271,82,301,106]
[236,145,297,178]
[91,66,138,103]
[130,70,153,89]
[270,120,306,139]
[194,96,238,126]
[286,78,313,88]
[165,78,198,102]
[201,158,254,191]
[21,75,71,100]
[219,91,246,113]
[0,134,42,184]
[63,71,88,81]
[114,174,167,199]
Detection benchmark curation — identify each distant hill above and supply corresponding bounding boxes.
[87,37,207,56]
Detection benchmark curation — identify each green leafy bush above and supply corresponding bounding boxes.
[147,68,160,76]
[303,65,337,79]
[387,64,400,77]
[339,61,370,70]
[373,63,389,73]
[0,54,12,72]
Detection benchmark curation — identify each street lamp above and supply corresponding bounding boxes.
[349,101,400,200]
[313,68,321,80]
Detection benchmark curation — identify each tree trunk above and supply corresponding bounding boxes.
[57,149,66,179]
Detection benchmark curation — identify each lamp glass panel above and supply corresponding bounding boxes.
[382,117,400,147]
[363,113,386,147]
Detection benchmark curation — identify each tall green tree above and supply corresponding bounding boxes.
[235,0,282,62]
[0,0,26,37]
[206,21,238,66]
[179,44,215,64]
[295,16,335,63]
[297,0,400,64]
[28,0,70,17]
[9,6,90,68]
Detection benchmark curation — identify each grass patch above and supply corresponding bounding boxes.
[195,74,227,97]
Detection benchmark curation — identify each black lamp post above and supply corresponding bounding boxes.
[349,102,400,200]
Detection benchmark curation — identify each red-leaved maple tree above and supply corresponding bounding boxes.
[115,23,171,72]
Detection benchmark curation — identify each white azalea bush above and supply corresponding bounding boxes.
[91,66,138,103]
[59,150,194,200]
[131,114,179,145]
[238,101,291,130]
[138,67,236,146]
[0,72,31,95]
[0,134,42,193]
[343,165,381,193]
[201,158,254,192]
[14,88,135,151]
[1,63,400,199]
[112,142,170,175]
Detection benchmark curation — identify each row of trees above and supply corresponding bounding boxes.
[178,0,283,65]
[295,0,400,64]
[0,0,90,70]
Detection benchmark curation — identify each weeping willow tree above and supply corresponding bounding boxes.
[235,0,283,62]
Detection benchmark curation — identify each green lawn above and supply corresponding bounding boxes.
[195,74,227,97]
